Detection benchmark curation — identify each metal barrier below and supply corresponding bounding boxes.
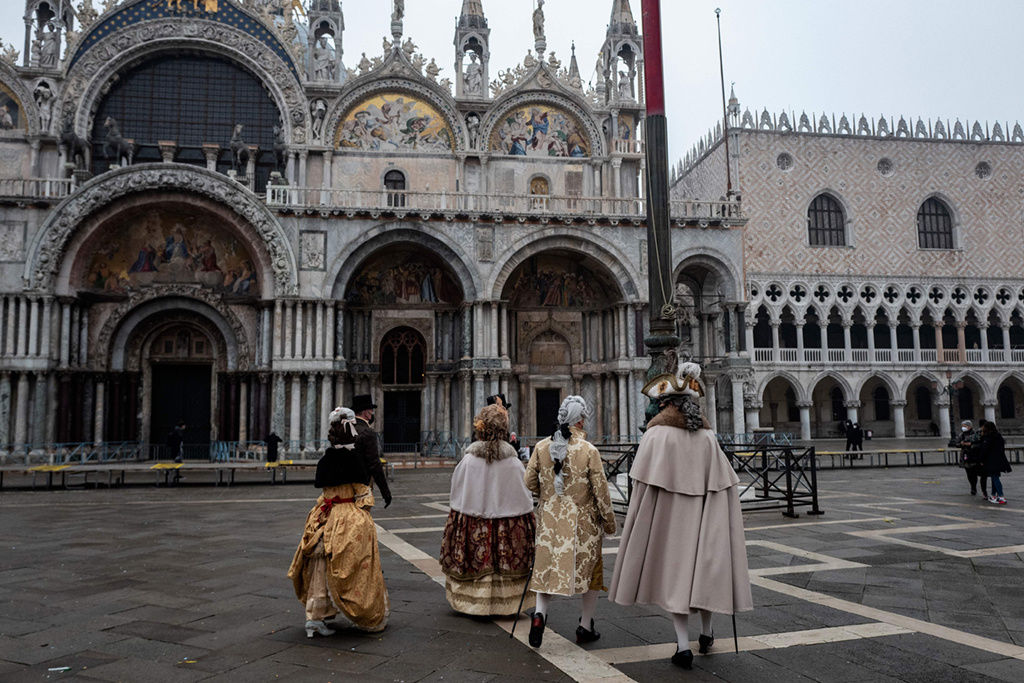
[598,442,638,514]
[726,444,823,518]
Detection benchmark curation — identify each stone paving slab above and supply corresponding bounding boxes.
[1,468,1024,681]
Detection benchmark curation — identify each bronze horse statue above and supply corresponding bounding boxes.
[59,120,89,171]
[103,117,135,166]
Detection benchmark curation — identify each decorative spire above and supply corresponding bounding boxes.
[459,0,488,29]
[609,0,638,35]
[569,42,580,79]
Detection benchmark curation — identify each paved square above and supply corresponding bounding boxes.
[2,467,1024,681]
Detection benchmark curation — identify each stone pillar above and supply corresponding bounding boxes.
[845,400,861,424]
[770,321,780,359]
[842,320,853,359]
[891,399,907,439]
[304,374,317,449]
[298,150,309,187]
[319,373,332,444]
[979,323,989,359]
[158,141,177,163]
[336,303,346,359]
[745,319,756,361]
[460,371,472,439]
[1002,324,1011,353]
[79,309,89,365]
[273,300,283,359]
[911,323,921,361]
[473,373,485,413]
[956,321,967,362]
[797,401,813,441]
[325,304,336,360]
[935,322,945,360]
[0,372,10,448]
[13,374,29,448]
[289,375,301,446]
[745,400,761,433]
[937,399,951,440]
[866,321,876,356]
[272,373,286,436]
[730,376,745,439]
[16,297,27,357]
[5,296,16,356]
[593,373,604,436]
[441,376,452,434]
[489,303,499,358]
[617,372,628,438]
[425,374,437,441]
[202,144,220,171]
[284,302,294,359]
[239,379,249,443]
[261,306,272,367]
[32,372,47,445]
[40,298,52,360]
[306,303,316,360]
[705,379,718,433]
[983,401,997,423]
[59,302,71,367]
[461,304,473,359]
[295,302,305,359]
[888,324,897,353]
[93,376,105,445]
[794,322,805,361]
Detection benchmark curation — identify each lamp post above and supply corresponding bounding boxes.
[640,0,679,424]
[943,371,963,447]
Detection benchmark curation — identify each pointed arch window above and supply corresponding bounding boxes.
[380,327,425,385]
[384,170,406,207]
[917,197,954,249]
[807,194,846,246]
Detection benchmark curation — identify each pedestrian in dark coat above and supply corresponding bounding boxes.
[957,420,987,497]
[979,421,1011,505]
[850,423,864,456]
[266,432,283,463]
[351,394,392,507]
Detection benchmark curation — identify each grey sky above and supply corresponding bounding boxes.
[3,0,1023,166]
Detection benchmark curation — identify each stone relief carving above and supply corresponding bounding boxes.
[61,18,306,144]
[28,166,298,295]
[300,231,326,271]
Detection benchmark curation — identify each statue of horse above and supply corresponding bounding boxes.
[59,120,89,171]
[103,117,135,166]
[272,125,288,173]
[230,123,250,173]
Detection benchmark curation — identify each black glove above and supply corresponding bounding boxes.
[384,493,392,509]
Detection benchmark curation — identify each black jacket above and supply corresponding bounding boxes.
[346,417,391,506]
[980,432,1012,477]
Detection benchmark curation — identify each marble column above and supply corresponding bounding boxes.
[0,372,10,447]
[306,303,317,360]
[473,373,485,414]
[593,373,604,436]
[16,297,27,357]
[956,321,967,362]
[461,371,472,439]
[770,321,780,360]
[28,298,40,356]
[617,373,628,438]
[79,309,89,365]
[745,400,761,433]
[325,304,336,360]
[891,399,907,439]
[983,401,997,423]
[60,302,71,367]
[5,297,16,356]
[888,324,898,354]
[335,375,346,409]
[32,373,47,445]
[319,373,332,444]
[797,401,813,441]
[937,399,951,440]
[304,374,317,449]
[335,304,345,359]
[441,376,452,435]
[866,321,876,357]
[841,320,853,360]
[845,400,860,424]
[40,298,52,360]
[261,306,272,366]
[284,302,294,359]
[911,323,921,361]
[273,300,284,359]
[705,379,718,433]
[295,302,305,359]
[730,377,745,439]
[424,374,437,441]
[979,323,989,359]
[14,373,29,449]
[1002,324,1011,354]
[239,379,249,443]
[289,375,301,446]
[93,376,105,445]
[272,373,286,435]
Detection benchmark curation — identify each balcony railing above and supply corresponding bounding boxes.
[264,186,743,222]
[753,346,1024,366]
[0,177,73,201]
[613,138,644,155]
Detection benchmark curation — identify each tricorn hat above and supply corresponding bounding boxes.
[642,361,705,399]
[352,394,377,412]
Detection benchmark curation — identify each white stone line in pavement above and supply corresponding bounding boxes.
[374,513,450,521]
[384,526,446,534]
[745,540,868,576]
[422,501,451,512]
[745,516,896,531]
[374,523,637,683]
[751,575,1024,661]
[594,622,914,664]
[846,522,1024,558]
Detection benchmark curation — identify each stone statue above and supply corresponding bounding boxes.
[547,51,560,70]
[230,123,250,172]
[464,52,483,96]
[39,22,60,69]
[102,116,135,166]
[392,0,404,22]
[523,49,537,68]
[618,71,632,99]
[425,57,440,81]
[532,0,545,41]
[310,99,327,140]
[402,38,416,58]
[34,81,54,133]
[383,37,392,52]
[272,124,287,173]
[312,36,335,81]
[466,113,480,148]
[60,120,89,170]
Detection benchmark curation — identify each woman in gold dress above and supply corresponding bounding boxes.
[288,407,392,637]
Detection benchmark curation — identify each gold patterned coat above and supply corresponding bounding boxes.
[525,427,616,596]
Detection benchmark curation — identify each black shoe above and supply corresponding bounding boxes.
[576,618,601,644]
[671,649,694,669]
[971,489,977,495]
[528,613,545,648]
[698,633,714,655]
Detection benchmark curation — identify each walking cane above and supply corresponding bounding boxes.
[509,557,536,638]
[731,614,739,653]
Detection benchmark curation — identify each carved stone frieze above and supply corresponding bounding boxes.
[61,18,306,144]
[26,164,298,295]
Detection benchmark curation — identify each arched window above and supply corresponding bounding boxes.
[915,386,932,420]
[917,198,954,249]
[830,387,844,421]
[957,385,974,420]
[807,194,846,246]
[529,176,550,210]
[998,386,1016,419]
[380,327,424,385]
[384,170,406,207]
[785,387,800,422]
[873,387,891,421]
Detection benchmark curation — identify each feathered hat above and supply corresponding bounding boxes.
[642,361,705,399]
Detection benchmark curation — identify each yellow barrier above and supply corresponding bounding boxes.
[29,464,71,472]
[264,460,294,468]
[150,463,183,470]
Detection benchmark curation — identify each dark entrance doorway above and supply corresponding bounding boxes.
[150,364,212,446]
[383,390,421,452]
[535,388,561,437]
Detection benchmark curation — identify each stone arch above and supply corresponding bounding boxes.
[489,233,639,302]
[326,222,480,302]
[0,61,40,136]
[855,372,900,399]
[325,75,468,153]
[480,87,605,158]
[673,248,742,304]
[757,371,807,403]
[61,15,306,144]
[917,192,961,248]
[809,370,854,401]
[521,323,580,365]
[26,165,298,296]
[805,188,852,245]
[900,370,942,397]
[105,295,245,372]
[949,369,995,403]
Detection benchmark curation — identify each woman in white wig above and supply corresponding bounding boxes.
[609,362,752,669]
[439,404,535,615]
[288,407,390,637]
[525,395,616,648]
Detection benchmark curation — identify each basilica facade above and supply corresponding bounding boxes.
[0,0,747,453]
[674,100,1024,439]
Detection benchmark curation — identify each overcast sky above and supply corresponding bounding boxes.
[3,0,1024,164]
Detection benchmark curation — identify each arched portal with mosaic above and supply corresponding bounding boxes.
[335,93,456,153]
